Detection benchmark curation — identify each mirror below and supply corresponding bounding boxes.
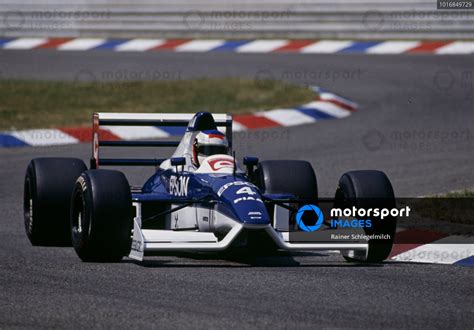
[171,157,186,166]
[243,156,258,166]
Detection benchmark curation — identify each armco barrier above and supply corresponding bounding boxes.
[1,0,473,40]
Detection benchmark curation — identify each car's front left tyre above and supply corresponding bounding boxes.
[71,169,133,262]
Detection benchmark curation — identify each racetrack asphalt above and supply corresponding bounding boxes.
[0,50,473,328]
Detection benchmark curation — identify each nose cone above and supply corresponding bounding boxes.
[229,197,270,225]
[217,180,270,225]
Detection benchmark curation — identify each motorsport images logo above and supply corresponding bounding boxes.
[296,205,324,232]
[296,204,411,232]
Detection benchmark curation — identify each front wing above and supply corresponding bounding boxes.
[129,200,369,261]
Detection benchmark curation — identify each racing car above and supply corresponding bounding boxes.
[23,112,397,263]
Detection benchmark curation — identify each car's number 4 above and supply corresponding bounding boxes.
[236,186,256,195]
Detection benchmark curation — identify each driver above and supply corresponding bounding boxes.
[192,130,229,167]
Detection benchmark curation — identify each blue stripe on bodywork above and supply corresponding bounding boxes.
[338,41,381,53]
[296,108,336,120]
[93,39,129,50]
[0,134,28,147]
[455,255,474,266]
[211,40,252,51]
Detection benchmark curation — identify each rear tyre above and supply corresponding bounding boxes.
[335,170,397,263]
[24,158,87,246]
[71,170,132,262]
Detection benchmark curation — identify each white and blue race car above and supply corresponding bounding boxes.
[24,112,397,263]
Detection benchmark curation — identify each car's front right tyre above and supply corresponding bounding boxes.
[24,157,87,246]
[71,169,133,262]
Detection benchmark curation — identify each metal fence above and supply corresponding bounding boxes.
[1,0,473,40]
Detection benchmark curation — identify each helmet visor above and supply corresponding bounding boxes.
[197,145,228,156]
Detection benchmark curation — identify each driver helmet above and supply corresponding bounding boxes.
[192,130,229,167]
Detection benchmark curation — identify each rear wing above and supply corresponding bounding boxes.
[91,112,233,169]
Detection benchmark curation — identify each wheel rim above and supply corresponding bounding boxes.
[71,189,86,243]
[23,177,34,235]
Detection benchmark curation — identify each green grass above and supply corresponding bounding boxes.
[0,78,314,130]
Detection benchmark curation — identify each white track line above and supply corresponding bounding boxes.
[10,129,78,146]
[392,236,474,264]
[104,126,170,140]
[231,121,247,132]
[115,39,165,51]
[435,41,474,54]
[258,109,316,126]
[318,92,358,110]
[58,38,106,51]
[366,41,421,54]
[300,40,354,53]
[3,38,48,49]
[175,40,226,52]
[300,101,351,118]
[236,40,289,53]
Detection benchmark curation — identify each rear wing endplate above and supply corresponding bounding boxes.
[91,112,232,169]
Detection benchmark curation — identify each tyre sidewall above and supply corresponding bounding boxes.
[24,163,39,243]
[23,158,87,246]
[71,174,94,258]
[71,170,132,262]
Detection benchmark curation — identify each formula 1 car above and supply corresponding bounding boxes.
[23,112,397,263]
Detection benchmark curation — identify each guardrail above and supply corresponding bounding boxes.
[1,0,473,40]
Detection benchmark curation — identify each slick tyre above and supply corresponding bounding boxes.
[254,160,318,252]
[255,160,318,199]
[335,170,397,263]
[24,158,87,246]
[71,170,132,262]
